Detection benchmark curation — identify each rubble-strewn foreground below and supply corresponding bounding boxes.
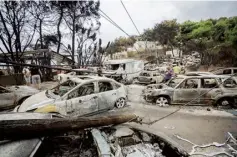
[34,126,188,157]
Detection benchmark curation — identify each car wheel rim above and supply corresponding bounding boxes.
[116,98,125,108]
[222,100,229,106]
[156,97,169,107]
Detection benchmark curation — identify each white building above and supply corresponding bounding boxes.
[127,41,163,52]
[166,49,182,57]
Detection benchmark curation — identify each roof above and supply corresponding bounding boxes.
[183,75,232,79]
[210,67,237,72]
[104,59,141,65]
[185,71,213,76]
[0,49,74,65]
[142,70,158,73]
[69,76,117,84]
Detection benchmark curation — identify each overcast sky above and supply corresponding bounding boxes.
[98,0,237,45]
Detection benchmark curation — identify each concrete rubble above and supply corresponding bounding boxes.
[92,126,166,157]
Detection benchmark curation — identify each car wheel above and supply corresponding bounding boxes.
[115,98,126,108]
[218,98,234,108]
[133,78,138,84]
[156,96,170,107]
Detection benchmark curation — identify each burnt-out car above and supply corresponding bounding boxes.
[0,85,39,111]
[136,71,164,84]
[142,75,186,102]
[144,75,237,107]
[14,76,128,116]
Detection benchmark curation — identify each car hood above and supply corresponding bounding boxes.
[18,91,54,112]
[150,85,174,96]
[7,86,39,95]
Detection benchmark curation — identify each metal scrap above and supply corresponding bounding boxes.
[174,132,237,157]
[91,129,111,157]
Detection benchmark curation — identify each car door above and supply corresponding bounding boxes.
[64,82,98,116]
[172,78,200,104]
[199,78,221,105]
[97,81,118,110]
[0,86,16,110]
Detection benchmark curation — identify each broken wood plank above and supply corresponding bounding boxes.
[0,113,137,140]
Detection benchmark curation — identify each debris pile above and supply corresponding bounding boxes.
[97,126,167,157]
[34,126,176,157]
[175,132,237,157]
[122,143,163,157]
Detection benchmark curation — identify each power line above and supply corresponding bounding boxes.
[98,9,140,53]
[120,0,153,60]
[120,0,141,35]
[99,9,131,37]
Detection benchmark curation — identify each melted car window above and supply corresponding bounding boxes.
[140,72,150,77]
[71,83,94,98]
[167,78,184,88]
[179,79,199,89]
[201,78,218,88]
[223,69,231,74]
[52,80,78,97]
[153,73,159,76]
[98,82,113,92]
[223,78,237,88]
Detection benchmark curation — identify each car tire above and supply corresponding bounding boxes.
[133,78,138,84]
[155,96,170,107]
[218,98,234,108]
[115,98,126,108]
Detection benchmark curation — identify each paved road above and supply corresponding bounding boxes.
[127,103,237,152]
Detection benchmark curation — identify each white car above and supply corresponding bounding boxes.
[212,67,237,76]
[185,71,214,76]
[15,76,128,116]
[137,71,164,84]
[0,85,39,111]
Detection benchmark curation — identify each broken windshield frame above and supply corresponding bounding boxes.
[166,77,184,88]
[46,80,80,98]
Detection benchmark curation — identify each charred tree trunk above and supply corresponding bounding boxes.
[56,8,63,54]
[0,114,137,140]
[71,12,75,64]
[39,19,43,49]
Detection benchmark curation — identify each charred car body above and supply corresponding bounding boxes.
[0,85,39,111]
[136,70,164,84]
[14,76,128,115]
[143,75,237,107]
[211,67,237,76]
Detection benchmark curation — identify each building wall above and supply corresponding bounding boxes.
[0,74,24,85]
[166,49,182,57]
